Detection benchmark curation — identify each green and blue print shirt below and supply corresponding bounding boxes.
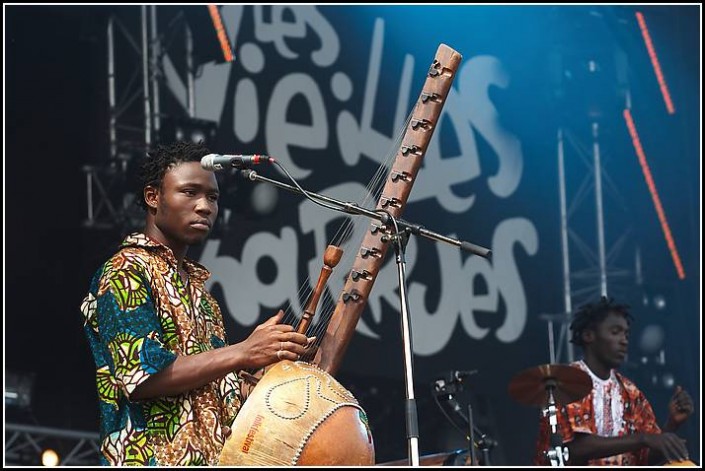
[81,233,242,466]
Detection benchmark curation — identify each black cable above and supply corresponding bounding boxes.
[431,389,471,441]
[271,159,352,214]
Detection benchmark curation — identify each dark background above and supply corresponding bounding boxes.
[5,5,700,465]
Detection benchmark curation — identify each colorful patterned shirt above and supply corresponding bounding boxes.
[534,360,661,466]
[81,233,242,466]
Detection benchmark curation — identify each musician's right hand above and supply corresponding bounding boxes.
[642,432,689,463]
[239,310,314,369]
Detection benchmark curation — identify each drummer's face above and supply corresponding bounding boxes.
[592,311,630,368]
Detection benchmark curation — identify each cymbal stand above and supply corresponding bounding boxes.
[476,433,495,466]
[466,403,496,466]
[433,378,496,465]
[543,379,568,466]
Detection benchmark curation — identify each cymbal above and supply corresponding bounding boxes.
[508,364,592,407]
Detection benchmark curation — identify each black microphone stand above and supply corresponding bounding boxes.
[433,377,496,466]
[238,168,492,465]
[467,403,478,466]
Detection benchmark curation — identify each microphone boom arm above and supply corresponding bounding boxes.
[239,169,491,259]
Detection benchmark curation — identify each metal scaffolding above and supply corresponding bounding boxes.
[84,6,198,231]
[5,423,100,466]
[543,119,639,364]
[540,8,640,364]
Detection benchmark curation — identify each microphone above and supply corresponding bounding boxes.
[450,370,479,382]
[201,154,273,171]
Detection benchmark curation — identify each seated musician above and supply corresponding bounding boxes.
[80,141,314,465]
[533,296,694,466]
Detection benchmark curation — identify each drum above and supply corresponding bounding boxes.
[663,459,698,466]
[219,360,374,466]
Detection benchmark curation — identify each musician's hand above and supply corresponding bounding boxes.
[239,310,313,369]
[643,432,689,463]
[666,386,694,429]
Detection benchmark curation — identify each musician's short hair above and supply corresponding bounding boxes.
[570,296,633,347]
[136,140,211,209]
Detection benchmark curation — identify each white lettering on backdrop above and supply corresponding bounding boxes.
[171,6,539,353]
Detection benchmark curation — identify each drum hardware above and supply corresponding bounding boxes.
[432,371,496,466]
[543,381,569,467]
[508,364,591,466]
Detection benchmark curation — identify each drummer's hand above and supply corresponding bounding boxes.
[667,386,694,429]
[643,432,689,463]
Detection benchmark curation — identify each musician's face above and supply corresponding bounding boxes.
[588,311,630,369]
[146,161,219,248]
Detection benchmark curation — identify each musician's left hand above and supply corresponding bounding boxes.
[666,385,694,429]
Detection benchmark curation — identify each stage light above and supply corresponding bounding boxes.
[638,324,665,356]
[660,372,675,389]
[41,449,60,467]
[207,5,234,62]
[623,109,685,279]
[652,294,666,310]
[160,116,218,146]
[250,183,279,216]
[189,129,207,144]
[5,371,35,410]
[635,12,675,114]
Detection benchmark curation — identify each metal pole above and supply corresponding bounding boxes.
[5,423,99,441]
[557,127,574,362]
[107,17,117,159]
[86,167,94,224]
[467,403,478,466]
[393,235,420,466]
[141,5,151,146]
[150,5,161,137]
[592,122,607,296]
[548,319,556,364]
[185,21,195,117]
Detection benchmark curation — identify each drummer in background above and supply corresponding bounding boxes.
[533,296,694,466]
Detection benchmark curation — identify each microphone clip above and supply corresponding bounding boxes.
[432,370,478,400]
